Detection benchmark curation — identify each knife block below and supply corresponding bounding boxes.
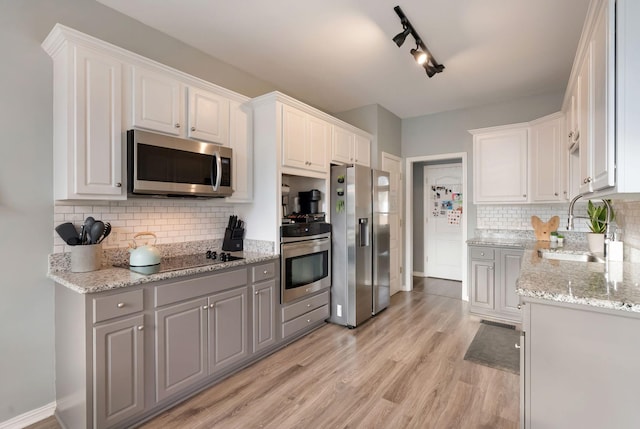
[222,227,244,251]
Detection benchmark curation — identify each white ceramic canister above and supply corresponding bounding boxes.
[70,243,103,272]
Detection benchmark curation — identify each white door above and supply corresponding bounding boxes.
[424,164,462,281]
[381,152,402,295]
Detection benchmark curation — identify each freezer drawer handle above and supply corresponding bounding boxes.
[359,218,370,247]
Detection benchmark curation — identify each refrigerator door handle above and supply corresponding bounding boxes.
[358,218,370,247]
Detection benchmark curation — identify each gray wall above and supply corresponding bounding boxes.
[403,91,564,273]
[0,0,276,422]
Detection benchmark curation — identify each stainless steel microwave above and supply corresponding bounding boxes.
[127,129,233,198]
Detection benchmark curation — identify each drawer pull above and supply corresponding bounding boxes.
[263,270,268,274]
[117,303,125,308]
[307,304,312,307]
[515,343,521,349]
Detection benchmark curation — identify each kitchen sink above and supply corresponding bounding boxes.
[537,250,605,263]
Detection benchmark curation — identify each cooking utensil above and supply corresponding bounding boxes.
[55,222,80,246]
[82,217,95,244]
[90,221,105,244]
[98,222,111,243]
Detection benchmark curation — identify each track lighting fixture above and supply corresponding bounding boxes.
[392,5,445,78]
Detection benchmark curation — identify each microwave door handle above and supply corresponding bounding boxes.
[210,152,222,191]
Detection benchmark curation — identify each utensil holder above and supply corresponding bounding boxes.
[70,243,103,272]
[222,228,244,251]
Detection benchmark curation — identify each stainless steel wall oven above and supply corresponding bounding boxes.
[280,222,331,303]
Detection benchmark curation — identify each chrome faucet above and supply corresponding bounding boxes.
[567,194,613,256]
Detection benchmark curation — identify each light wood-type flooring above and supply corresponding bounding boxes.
[27,277,518,429]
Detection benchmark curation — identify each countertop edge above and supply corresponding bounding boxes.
[48,253,279,294]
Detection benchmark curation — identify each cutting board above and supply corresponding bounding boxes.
[531,215,560,241]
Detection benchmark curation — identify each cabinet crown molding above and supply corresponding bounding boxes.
[42,23,249,103]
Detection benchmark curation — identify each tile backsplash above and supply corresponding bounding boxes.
[476,203,590,232]
[476,200,640,261]
[54,199,237,253]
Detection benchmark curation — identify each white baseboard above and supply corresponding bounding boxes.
[0,402,56,429]
[412,271,427,277]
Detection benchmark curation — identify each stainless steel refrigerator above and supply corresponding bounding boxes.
[329,164,390,328]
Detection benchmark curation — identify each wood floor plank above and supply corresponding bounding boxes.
[27,277,519,429]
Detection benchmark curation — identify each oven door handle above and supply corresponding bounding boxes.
[281,237,330,257]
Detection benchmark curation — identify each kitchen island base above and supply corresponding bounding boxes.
[521,298,640,429]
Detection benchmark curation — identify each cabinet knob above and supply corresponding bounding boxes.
[117,303,125,308]
[488,267,494,271]
[115,182,122,188]
[203,305,209,310]
[175,123,181,128]
[307,304,312,307]
[554,192,558,196]
[515,343,521,349]
[255,291,259,295]
[517,304,522,310]
[137,325,144,331]
[480,252,484,256]
[209,304,214,309]
[522,194,527,198]
[191,127,196,132]
[307,319,311,323]
[263,270,268,274]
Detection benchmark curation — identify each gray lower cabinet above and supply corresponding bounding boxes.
[55,258,285,429]
[155,269,248,402]
[281,290,330,339]
[208,287,249,374]
[252,262,277,353]
[93,314,145,428]
[521,299,640,428]
[155,297,208,402]
[468,245,523,323]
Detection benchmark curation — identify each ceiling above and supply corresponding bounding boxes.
[97,0,591,119]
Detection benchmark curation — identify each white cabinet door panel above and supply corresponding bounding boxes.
[133,66,182,135]
[187,87,229,145]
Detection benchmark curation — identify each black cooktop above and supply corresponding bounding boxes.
[115,251,243,275]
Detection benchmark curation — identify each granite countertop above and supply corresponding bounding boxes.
[48,251,279,294]
[517,247,640,313]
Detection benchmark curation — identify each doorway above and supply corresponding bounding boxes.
[404,153,468,300]
[424,163,463,281]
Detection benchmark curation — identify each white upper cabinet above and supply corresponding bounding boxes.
[226,100,253,203]
[42,28,125,200]
[187,87,230,144]
[332,126,353,164]
[132,66,182,136]
[530,113,566,202]
[564,0,640,196]
[354,134,371,167]
[331,126,371,167]
[132,66,230,145]
[471,124,529,204]
[281,104,329,174]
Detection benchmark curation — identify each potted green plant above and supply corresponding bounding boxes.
[586,200,614,253]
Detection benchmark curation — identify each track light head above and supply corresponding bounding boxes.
[424,63,445,78]
[392,26,411,47]
[411,44,427,65]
